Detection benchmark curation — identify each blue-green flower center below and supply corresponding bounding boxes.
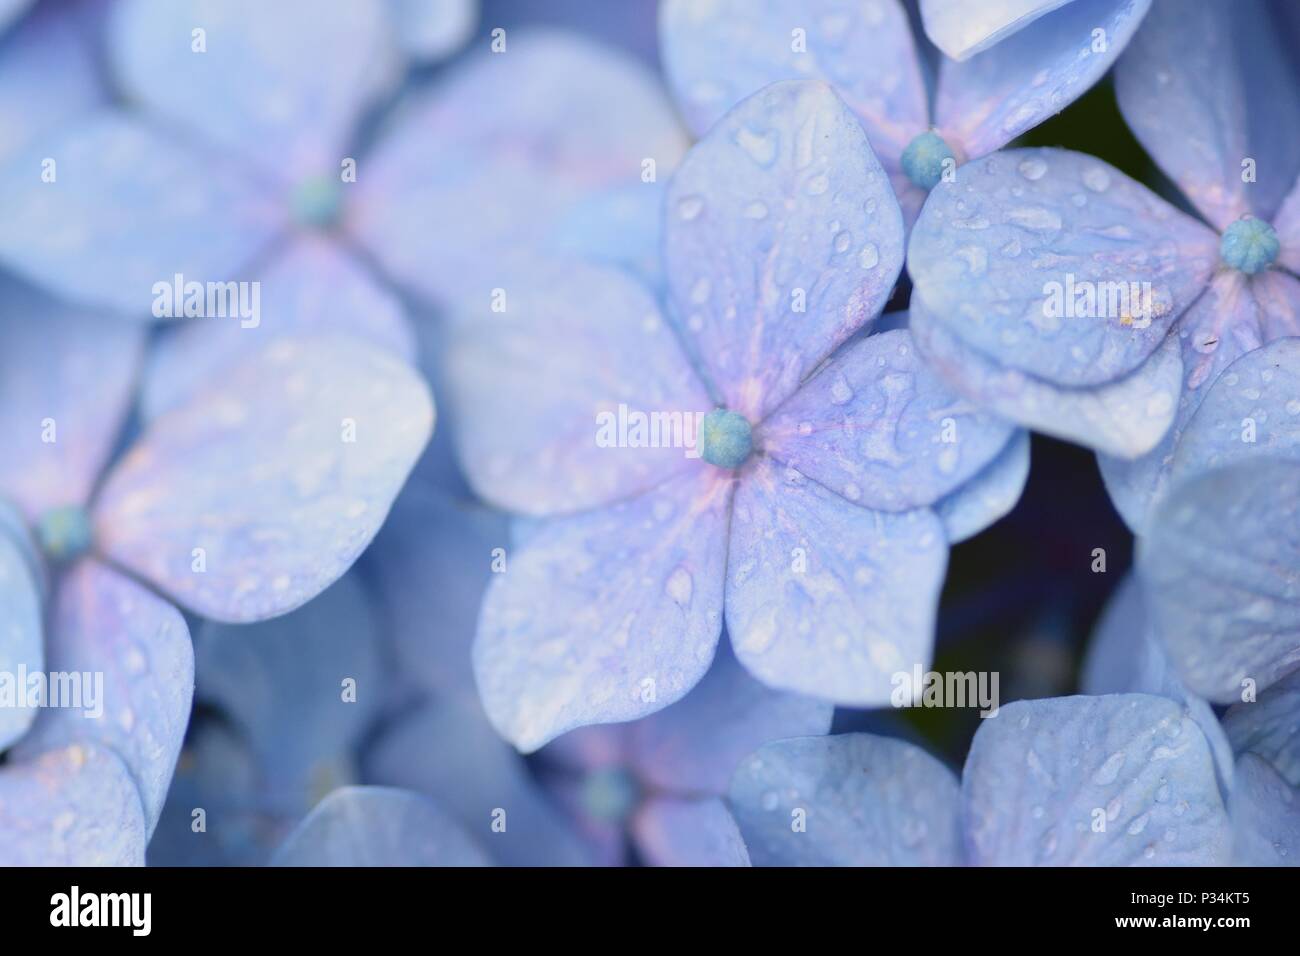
[901,131,956,191]
[581,767,641,823]
[292,175,344,229]
[36,505,92,563]
[1220,216,1279,275]
[699,408,753,469]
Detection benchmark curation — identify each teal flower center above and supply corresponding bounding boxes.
[292,175,344,229]
[901,131,956,191]
[1219,216,1279,275]
[699,408,753,469]
[581,767,641,823]
[36,505,92,563]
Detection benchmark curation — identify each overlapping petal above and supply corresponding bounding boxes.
[93,335,433,623]
[1229,755,1300,866]
[0,520,41,750]
[920,0,1072,60]
[664,79,905,421]
[934,429,1030,543]
[632,796,751,867]
[1225,669,1300,789]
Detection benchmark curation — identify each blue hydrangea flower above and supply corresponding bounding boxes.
[0,0,483,419]
[907,0,1300,529]
[447,80,1025,751]
[521,641,831,866]
[660,0,1151,224]
[0,291,433,863]
[729,694,1231,866]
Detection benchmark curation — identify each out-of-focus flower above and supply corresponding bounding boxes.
[448,80,1025,751]
[729,693,1231,865]
[0,283,433,862]
[907,1,1300,503]
[660,0,1150,224]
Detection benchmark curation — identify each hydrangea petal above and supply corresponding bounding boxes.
[0,0,104,166]
[920,0,1072,60]
[364,697,593,866]
[935,429,1030,543]
[389,0,476,63]
[270,786,491,866]
[963,694,1230,865]
[1168,337,1300,486]
[445,258,710,516]
[665,79,905,421]
[0,112,284,315]
[0,742,145,866]
[760,329,1016,511]
[627,640,833,795]
[1229,755,1300,866]
[109,0,397,182]
[727,458,946,705]
[0,278,143,519]
[935,0,1150,157]
[909,148,1217,387]
[140,235,415,420]
[0,0,32,33]
[910,295,1184,458]
[475,468,732,752]
[1115,0,1300,230]
[350,29,687,309]
[0,522,41,750]
[364,484,508,699]
[93,335,433,623]
[11,560,191,834]
[729,734,962,866]
[632,796,750,867]
[1140,459,1300,703]
[1276,176,1300,273]
[195,574,382,815]
[1081,573,1233,792]
[1097,272,1268,532]
[1225,669,1300,789]
[550,182,666,290]
[658,0,929,165]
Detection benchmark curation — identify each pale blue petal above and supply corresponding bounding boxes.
[0,112,284,315]
[936,0,1151,158]
[1115,0,1300,230]
[270,786,491,866]
[1140,459,1300,703]
[363,697,593,866]
[909,295,1184,458]
[0,278,143,519]
[475,468,732,752]
[364,484,508,700]
[0,0,32,34]
[664,79,905,421]
[1166,337,1300,487]
[632,796,750,867]
[1097,272,1268,532]
[908,148,1217,388]
[389,0,477,62]
[920,0,1072,60]
[727,458,946,705]
[195,574,383,815]
[627,639,833,795]
[550,181,665,290]
[445,258,710,516]
[0,742,145,865]
[1081,573,1234,793]
[963,694,1230,865]
[760,329,1016,510]
[935,429,1030,543]
[109,0,398,183]
[140,235,416,420]
[1277,176,1300,273]
[12,560,191,835]
[1225,669,1300,788]
[351,29,687,310]
[0,522,41,750]
[0,0,104,166]
[729,734,963,866]
[1229,755,1300,866]
[94,336,433,623]
[659,0,929,167]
